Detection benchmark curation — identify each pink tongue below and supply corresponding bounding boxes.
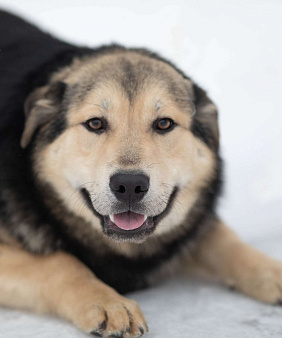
[114,212,145,231]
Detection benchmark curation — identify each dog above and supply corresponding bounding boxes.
[1,9,282,337]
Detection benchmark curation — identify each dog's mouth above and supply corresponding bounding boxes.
[103,212,155,242]
[81,188,177,243]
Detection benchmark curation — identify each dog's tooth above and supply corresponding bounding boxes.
[109,214,114,223]
[144,215,148,222]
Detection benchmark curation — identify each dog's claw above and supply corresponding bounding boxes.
[228,285,236,291]
[99,321,107,331]
[110,333,123,338]
[91,331,103,337]
[275,299,282,306]
[139,327,144,335]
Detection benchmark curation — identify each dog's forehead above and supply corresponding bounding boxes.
[63,52,194,117]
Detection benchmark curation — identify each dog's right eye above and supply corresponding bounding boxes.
[84,118,107,133]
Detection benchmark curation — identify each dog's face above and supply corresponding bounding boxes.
[21,51,219,243]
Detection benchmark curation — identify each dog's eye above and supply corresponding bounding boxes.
[153,118,175,133]
[84,118,106,133]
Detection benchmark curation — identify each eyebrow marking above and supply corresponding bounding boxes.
[101,99,110,111]
[86,99,110,111]
[154,100,162,111]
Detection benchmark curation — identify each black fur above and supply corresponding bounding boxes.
[0,9,92,253]
[0,10,223,293]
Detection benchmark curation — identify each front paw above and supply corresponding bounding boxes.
[70,293,148,337]
[232,256,282,304]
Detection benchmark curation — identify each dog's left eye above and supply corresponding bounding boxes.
[84,118,106,133]
[153,118,175,133]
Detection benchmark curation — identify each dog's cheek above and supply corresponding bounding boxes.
[170,131,215,189]
[153,132,193,189]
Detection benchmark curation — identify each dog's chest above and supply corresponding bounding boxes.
[65,238,183,294]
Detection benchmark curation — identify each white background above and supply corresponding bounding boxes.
[0,1,282,337]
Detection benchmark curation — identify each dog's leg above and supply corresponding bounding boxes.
[0,244,147,337]
[192,220,282,304]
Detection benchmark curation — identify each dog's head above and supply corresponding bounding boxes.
[21,49,219,243]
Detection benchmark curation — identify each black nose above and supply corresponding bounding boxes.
[110,173,150,204]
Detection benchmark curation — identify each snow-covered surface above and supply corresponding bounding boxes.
[0,0,282,337]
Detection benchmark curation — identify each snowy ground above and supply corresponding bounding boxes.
[0,0,282,337]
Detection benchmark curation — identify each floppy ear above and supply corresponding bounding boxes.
[192,83,219,152]
[21,81,66,148]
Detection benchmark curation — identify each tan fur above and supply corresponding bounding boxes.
[192,220,282,303]
[0,244,147,336]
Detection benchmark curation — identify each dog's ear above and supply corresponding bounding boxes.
[192,83,219,152]
[21,81,66,148]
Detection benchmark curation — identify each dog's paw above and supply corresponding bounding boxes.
[233,256,282,304]
[70,293,148,337]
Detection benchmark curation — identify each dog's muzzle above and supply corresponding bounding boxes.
[81,172,178,243]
